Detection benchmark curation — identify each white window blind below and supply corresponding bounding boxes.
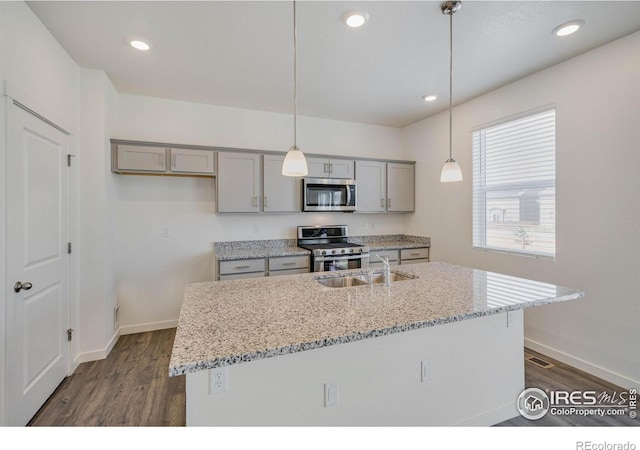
[473,109,556,258]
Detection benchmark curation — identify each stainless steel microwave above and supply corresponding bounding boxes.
[302,178,356,212]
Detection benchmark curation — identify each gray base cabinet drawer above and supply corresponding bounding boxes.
[219,271,266,281]
[268,255,309,271]
[369,249,399,265]
[219,259,265,276]
[400,248,430,261]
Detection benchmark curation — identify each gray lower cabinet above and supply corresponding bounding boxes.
[267,255,310,276]
[369,249,399,267]
[400,247,430,264]
[218,255,310,280]
[368,247,430,267]
[218,259,266,280]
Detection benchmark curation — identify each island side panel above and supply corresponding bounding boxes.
[185,310,524,426]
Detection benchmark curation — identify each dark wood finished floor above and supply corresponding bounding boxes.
[28,328,185,426]
[29,329,637,426]
[496,348,638,426]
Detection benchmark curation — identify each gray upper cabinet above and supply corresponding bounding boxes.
[217,152,261,213]
[263,155,302,213]
[306,157,354,179]
[170,148,215,174]
[387,163,415,212]
[116,145,167,173]
[113,142,215,176]
[355,160,387,213]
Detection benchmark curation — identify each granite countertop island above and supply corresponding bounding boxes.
[169,262,582,376]
[171,261,584,426]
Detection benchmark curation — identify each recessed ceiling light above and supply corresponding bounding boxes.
[343,11,369,28]
[553,20,585,37]
[423,95,438,102]
[130,40,150,51]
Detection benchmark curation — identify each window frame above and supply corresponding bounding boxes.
[472,107,557,259]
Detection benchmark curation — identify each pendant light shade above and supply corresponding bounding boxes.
[440,159,463,182]
[282,145,308,176]
[282,1,308,177]
[440,1,463,183]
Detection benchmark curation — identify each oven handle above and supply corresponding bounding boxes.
[318,253,369,262]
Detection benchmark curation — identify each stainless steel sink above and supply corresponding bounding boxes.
[315,276,370,288]
[315,271,416,288]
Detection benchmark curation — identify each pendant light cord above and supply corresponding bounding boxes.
[293,0,298,148]
[448,11,453,161]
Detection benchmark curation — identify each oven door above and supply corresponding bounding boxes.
[303,178,356,212]
[314,253,369,272]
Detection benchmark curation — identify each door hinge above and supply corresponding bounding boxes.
[67,328,74,342]
[67,242,72,254]
[67,154,75,167]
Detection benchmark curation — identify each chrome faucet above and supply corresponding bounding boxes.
[376,254,391,286]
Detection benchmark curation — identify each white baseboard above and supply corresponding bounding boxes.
[78,329,121,364]
[455,403,519,426]
[524,338,640,391]
[119,319,178,336]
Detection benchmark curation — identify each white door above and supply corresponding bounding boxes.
[263,155,301,212]
[6,101,70,426]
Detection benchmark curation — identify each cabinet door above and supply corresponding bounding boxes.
[217,152,261,213]
[170,148,215,175]
[117,145,167,172]
[263,155,302,212]
[355,161,386,212]
[387,163,415,212]
[306,158,330,178]
[329,160,354,179]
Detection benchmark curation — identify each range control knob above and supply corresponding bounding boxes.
[341,249,346,254]
[350,248,355,253]
[321,250,326,256]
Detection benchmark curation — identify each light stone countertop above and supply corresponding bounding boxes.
[169,262,584,376]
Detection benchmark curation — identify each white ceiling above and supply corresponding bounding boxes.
[27,1,640,128]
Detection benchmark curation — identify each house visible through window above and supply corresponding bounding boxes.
[472,109,556,258]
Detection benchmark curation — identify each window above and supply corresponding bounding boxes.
[472,109,556,258]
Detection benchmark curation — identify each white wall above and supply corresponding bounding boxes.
[115,94,406,333]
[403,31,640,388]
[78,69,120,361]
[0,1,81,425]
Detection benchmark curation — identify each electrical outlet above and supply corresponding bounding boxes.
[421,360,432,382]
[209,367,228,394]
[324,381,338,407]
[162,226,171,237]
[253,224,260,234]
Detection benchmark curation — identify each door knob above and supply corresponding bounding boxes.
[14,281,33,293]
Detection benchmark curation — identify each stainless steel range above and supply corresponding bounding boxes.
[297,225,370,272]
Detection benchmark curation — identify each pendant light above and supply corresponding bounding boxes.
[282,0,308,177]
[440,1,463,183]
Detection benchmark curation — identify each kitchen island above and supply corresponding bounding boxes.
[169,262,583,426]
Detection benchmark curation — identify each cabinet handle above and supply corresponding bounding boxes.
[381,198,385,208]
[171,154,176,168]
[252,196,258,207]
[235,265,251,269]
[281,262,296,266]
[411,253,420,256]
[264,196,268,208]
[329,163,333,173]
[388,198,391,209]
[158,153,164,168]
